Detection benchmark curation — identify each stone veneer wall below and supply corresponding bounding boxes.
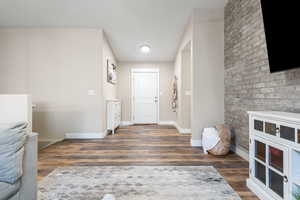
[225,0,300,151]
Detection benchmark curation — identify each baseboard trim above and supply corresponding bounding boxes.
[191,139,202,147]
[120,121,134,126]
[174,122,191,134]
[247,179,271,200]
[122,121,177,126]
[231,145,249,161]
[120,121,191,134]
[180,128,192,134]
[38,138,64,150]
[158,121,175,126]
[173,122,180,131]
[65,132,106,139]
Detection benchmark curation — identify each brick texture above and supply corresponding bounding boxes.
[225,0,300,151]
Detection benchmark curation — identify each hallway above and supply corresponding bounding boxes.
[38,125,258,200]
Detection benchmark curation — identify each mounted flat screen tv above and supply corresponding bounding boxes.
[261,0,300,73]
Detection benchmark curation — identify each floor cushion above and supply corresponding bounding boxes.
[208,125,231,156]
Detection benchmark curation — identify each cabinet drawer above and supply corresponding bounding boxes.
[252,118,298,144]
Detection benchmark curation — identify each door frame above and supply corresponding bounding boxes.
[131,68,160,124]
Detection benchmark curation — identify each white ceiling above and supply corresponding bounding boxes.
[0,0,226,62]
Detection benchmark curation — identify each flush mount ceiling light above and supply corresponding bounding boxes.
[140,45,151,54]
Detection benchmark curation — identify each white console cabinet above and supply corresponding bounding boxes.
[247,111,300,200]
[107,100,121,134]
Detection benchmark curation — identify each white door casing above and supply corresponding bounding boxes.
[131,68,159,124]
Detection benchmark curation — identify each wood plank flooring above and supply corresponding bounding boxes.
[38,124,258,200]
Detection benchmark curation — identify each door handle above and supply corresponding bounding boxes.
[283,175,288,183]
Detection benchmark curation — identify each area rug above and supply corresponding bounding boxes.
[38,166,241,200]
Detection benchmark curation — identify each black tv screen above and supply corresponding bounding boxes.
[261,0,300,73]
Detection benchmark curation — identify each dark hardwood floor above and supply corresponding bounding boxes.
[38,124,258,200]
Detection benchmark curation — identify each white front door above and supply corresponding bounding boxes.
[132,69,159,124]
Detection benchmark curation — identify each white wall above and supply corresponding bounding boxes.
[174,20,193,130]
[0,95,32,132]
[174,8,224,144]
[117,62,176,122]
[103,33,117,100]
[102,32,118,130]
[0,28,106,141]
[180,46,191,129]
[191,8,224,141]
[0,9,225,145]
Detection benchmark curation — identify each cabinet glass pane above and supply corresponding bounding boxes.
[280,125,295,142]
[255,140,266,162]
[269,146,283,172]
[293,184,300,200]
[255,161,266,185]
[254,120,264,132]
[265,122,277,136]
[269,169,284,198]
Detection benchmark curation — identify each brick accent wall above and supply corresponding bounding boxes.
[225,0,300,151]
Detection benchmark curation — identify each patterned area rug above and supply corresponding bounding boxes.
[39,166,241,200]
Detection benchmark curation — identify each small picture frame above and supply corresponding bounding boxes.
[107,59,117,84]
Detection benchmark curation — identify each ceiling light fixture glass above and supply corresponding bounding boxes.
[140,45,151,54]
